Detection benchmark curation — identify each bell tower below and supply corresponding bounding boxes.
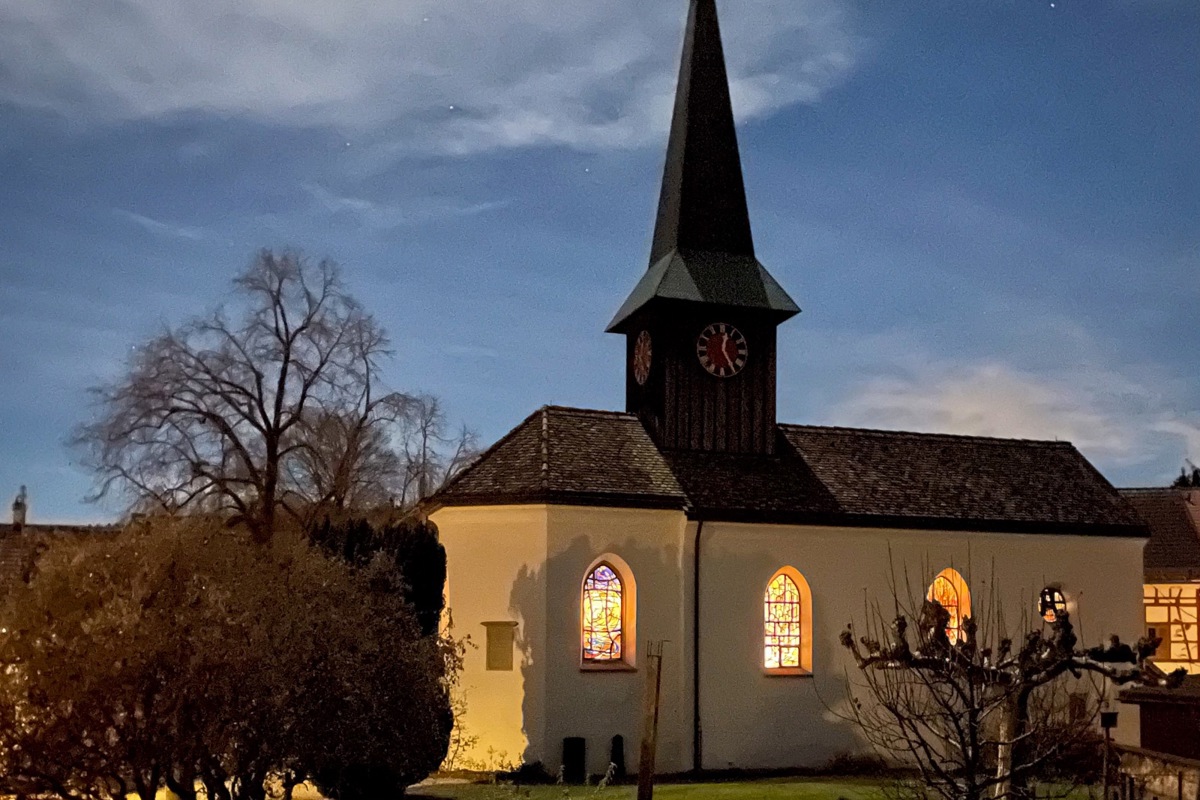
[607,0,799,456]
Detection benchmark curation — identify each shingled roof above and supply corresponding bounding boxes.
[1121,488,1200,578]
[432,406,1145,536]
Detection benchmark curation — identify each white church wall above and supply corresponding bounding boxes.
[541,505,691,776]
[434,503,1145,775]
[432,504,549,770]
[696,522,1146,770]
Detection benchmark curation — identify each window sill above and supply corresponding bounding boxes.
[580,661,637,672]
[764,667,813,678]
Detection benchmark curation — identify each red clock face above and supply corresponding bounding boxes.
[696,323,748,377]
[633,330,652,385]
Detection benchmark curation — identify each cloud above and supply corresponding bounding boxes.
[1153,420,1200,466]
[302,183,510,229]
[113,209,204,240]
[827,360,1200,473]
[0,0,861,154]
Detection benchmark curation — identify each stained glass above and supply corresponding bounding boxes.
[929,575,962,643]
[582,565,623,661]
[764,573,802,669]
[1040,587,1067,623]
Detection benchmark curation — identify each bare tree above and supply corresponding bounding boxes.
[73,250,469,542]
[840,570,1181,800]
[395,393,480,505]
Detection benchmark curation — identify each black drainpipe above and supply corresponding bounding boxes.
[692,517,705,773]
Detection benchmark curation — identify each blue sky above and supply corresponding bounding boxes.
[1,0,1197,522]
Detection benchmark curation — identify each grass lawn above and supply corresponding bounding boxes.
[411,777,886,800]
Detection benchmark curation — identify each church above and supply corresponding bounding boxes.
[428,0,1148,775]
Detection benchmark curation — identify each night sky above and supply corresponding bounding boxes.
[1,0,1197,522]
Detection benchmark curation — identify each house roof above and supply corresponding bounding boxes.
[1120,488,1200,578]
[1121,675,1200,706]
[0,523,119,590]
[432,406,1146,536]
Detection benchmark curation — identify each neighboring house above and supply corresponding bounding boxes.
[1117,488,1200,773]
[1119,678,1200,800]
[1,486,116,592]
[1121,488,1200,674]
[1121,677,1200,760]
[426,0,1149,775]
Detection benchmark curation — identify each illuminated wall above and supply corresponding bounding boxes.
[431,504,549,769]
[1144,583,1200,674]
[430,503,689,774]
[696,523,1144,769]
[433,502,1147,774]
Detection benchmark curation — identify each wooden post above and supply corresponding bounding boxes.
[1101,726,1110,800]
[637,641,666,800]
[1101,711,1119,800]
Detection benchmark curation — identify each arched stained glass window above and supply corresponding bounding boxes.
[582,564,623,661]
[764,572,802,669]
[1040,587,1068,623]
[929,576,960,640]
[927,568,971,644]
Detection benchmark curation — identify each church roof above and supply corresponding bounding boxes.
[435,407,686,508]
[1121,488,1200,578]
[431,406,1146,536]
[606,0,799,332]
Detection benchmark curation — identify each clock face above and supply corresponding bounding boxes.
[633,330,652,386]
[697,323,748,378]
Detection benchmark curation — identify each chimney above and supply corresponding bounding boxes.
[11,485,27,532]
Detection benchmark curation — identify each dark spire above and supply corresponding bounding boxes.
[650,0,753,264]
[607,0,798,333]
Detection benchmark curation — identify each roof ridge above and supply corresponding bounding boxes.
[543,405,638,420]
[1120,486,1190,494]
[781,422,1075,447]
[540,407,550,492]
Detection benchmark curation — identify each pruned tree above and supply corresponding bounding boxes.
[73,250,475,542]
[840,573,1182,800]
[1173,460,1200,488]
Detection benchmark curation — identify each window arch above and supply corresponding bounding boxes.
[581,555,636,667]
[1040,586,1068,623]
[927,568,972,644]
[764,567,813,674]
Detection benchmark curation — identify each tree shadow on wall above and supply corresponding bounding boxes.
[508,531,685,776]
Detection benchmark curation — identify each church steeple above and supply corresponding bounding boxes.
[650,0,754,264]
[609,0,801,456]
[607,0,798,334]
